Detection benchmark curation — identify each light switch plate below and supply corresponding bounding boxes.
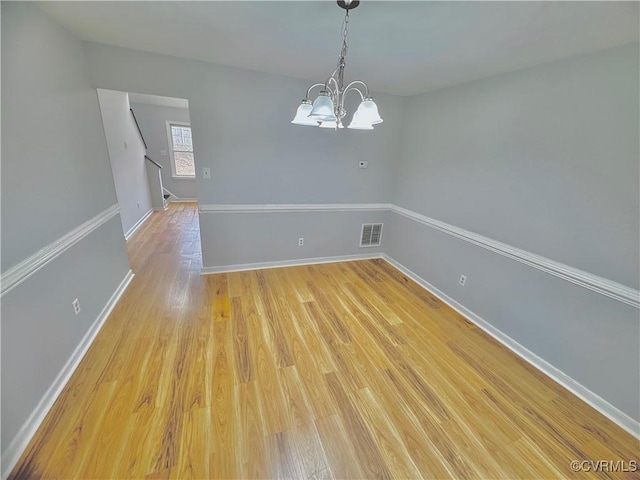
[203,167,211,179]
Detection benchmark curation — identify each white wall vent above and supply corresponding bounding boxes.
[360,223,383,247]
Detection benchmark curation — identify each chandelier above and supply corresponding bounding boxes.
[291,0,383,130]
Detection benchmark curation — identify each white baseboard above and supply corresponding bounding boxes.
[162,187,196,203]
[193,202,639,307]
[201,253,383,275]
[380,254,640,440]
[124,209,153,241]
[1,270,135,479]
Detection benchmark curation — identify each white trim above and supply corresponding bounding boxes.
[197,202,638,307]
[198,203,391,214]
[359,222,384,248]
[389,204,639,308]
[1,205,120,297]
[380,254,640,439]
[201,253,383,275]
[1,270,135,479]
[124,209,153,241]
[163,187,197,203]
[165,120,194,179]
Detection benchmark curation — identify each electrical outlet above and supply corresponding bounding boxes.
[72,298,81,315]
[459,274,467,286]
[298,237,304,246]
[203,167,211,179]
[160,150,167,156]
[358,160,368,169]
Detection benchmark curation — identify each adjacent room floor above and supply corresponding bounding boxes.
[11,203,637,479]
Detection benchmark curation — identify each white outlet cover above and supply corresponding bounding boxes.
[160,150,167,156]
[203,167,211,179]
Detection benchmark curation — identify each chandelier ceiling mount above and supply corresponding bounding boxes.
[291,0,383,130]
[337,0,360,10]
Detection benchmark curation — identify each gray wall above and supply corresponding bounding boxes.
[1,2,131,452]
[392,44,639,289]
[1,6,118,272]
[201,210,387,269]
[387,43,640,421]
[97,89,153,236]
[83,42,405,270]
[129,103,196,200]
[83,42,404,205]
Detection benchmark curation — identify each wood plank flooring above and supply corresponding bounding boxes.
[10,203,639,479]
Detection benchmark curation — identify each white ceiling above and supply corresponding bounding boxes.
[37,1,639,96]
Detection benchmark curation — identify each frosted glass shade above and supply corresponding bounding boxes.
[355,99,383,124]
[319,120,344,129]
[347,111,374,130]
[291,101,318,126]
[308,91,337,122]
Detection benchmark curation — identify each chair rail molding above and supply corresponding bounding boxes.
[198,202,638,308]
[389,204,639,309]
[198,203,391,214]
[1,204,121,297]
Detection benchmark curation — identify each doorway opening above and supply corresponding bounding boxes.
[96,89,201,266]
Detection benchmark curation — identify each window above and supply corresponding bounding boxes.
[167,122,195,177]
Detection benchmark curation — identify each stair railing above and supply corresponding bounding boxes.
[144,155,162,169]
[130,108,148,150]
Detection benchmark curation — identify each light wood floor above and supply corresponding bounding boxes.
[10,203,638,479]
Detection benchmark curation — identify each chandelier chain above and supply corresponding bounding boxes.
[339,10,350,66]
[292,1,382,130]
